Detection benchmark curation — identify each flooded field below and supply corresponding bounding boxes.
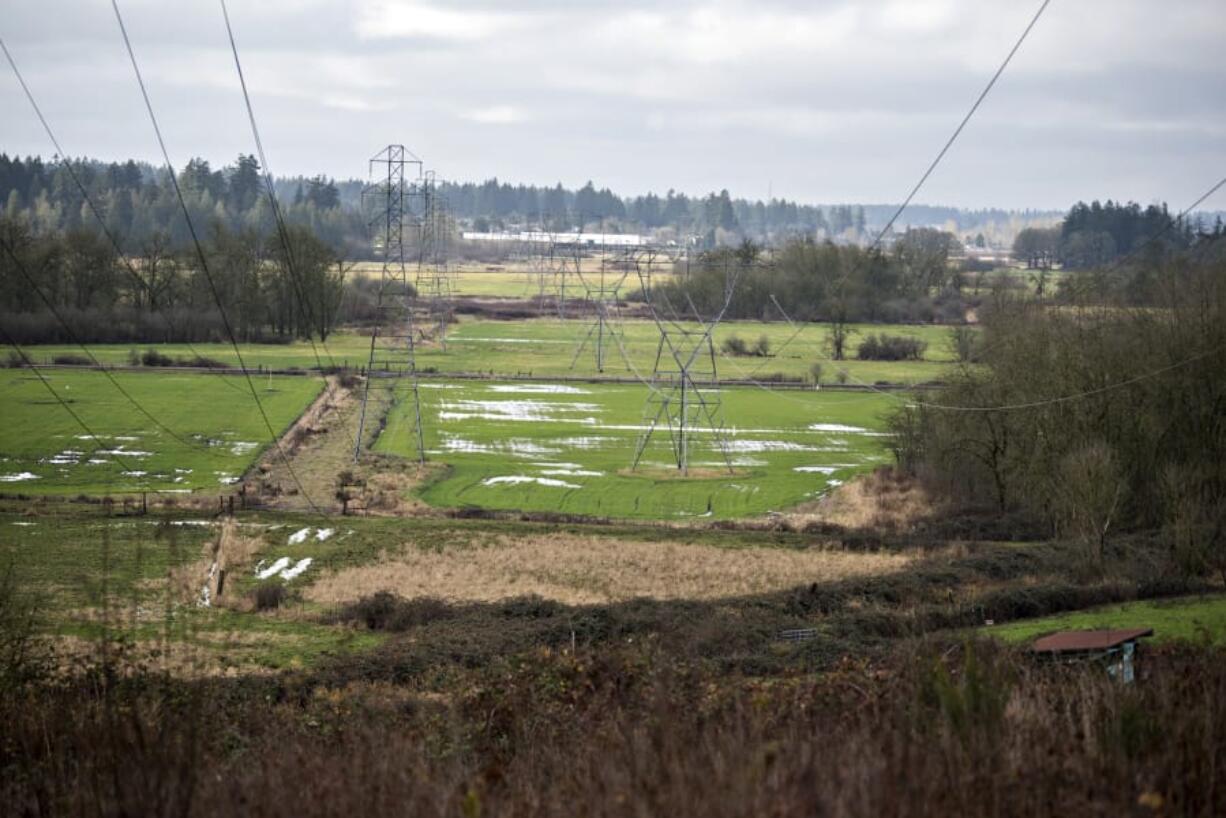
[0,370,322,495]
[376,379,895,519]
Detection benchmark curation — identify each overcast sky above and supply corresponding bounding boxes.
[2,0,1223,210]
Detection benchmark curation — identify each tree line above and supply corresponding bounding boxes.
[0,153,370,261]
[1012,199,1224,270]
[649,227,967,331]
[890,237,1226,575]
[3,153,1076,256]
[0,154,884,251]
[0,214,359,346]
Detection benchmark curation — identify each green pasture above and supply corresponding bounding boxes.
[23,317,970,384]
[440,318,964,384]
[375,378,896,520]
[352,259,672,299]
[0,514,210,610]
[447,266,540,298]
[986,595,1226,645]
[0,369,321,495]
[348,262,534,298]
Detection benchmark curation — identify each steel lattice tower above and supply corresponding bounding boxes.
[415,171,456,349]
[568,244,633,373]
[631,255,737,475]
[354,145,426,463]
[527,233,579,318]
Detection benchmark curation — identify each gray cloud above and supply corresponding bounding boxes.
[1,0,1223,210]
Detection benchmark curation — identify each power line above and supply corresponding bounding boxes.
[0,34,247,396]
[733,0,1053,382]
[110,0,320,512]
[765,258,1225,413]
[632,258,746,473]
[218,0,357,452]
[1,235,212,451]
[913,344,1226,412]
[0,325,150,485]
[354,145,427,464]
[867,0,1052,253]
[752,170,1226,395]
[1087,174,1226,272]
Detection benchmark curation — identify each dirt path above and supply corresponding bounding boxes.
[249,377,438,515]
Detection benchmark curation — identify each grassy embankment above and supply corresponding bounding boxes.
[987,595,1226,644]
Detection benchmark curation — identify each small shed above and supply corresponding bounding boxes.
[1031,628,1153,683]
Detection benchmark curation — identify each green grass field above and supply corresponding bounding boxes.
[349,259,657,299]
[0,369,321,495]
[986,595,1226,644]
[348,262,536,299]
[23,316,970,385]
[375,378,896,519]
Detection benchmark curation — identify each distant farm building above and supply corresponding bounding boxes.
[461,230,646,248]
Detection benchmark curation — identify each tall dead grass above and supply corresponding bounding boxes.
[4,641,1224,817]
[795,467,937,532]
[167,519,263,607]
[304,532,913,606]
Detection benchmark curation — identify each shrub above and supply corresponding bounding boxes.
[141,349,175,367]
[51,353,91,366]
[722,334,771,357]
[857,334,928,361]
[499,594,562,619]
[336,592,454,631]
[0,561,54,693]
[721,335,750,356]
[177,355,227,369]
[254,583,287,611]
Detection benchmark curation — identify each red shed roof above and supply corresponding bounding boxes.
[1032,628,1153,653]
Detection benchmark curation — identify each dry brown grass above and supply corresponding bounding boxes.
[359,463,440,515]
[255,375,358,511]
[257,377,438,515]
[304,532,913,606]
[788,467,938,532]
[51,631,284,678]
[167,519,264,607]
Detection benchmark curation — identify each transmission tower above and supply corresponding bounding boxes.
[518,220,580,319]
[415,171,457,350]
[568,242,636,373]
[536,234,581,318]
[631,255,740,475]
[354,144,426,464]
